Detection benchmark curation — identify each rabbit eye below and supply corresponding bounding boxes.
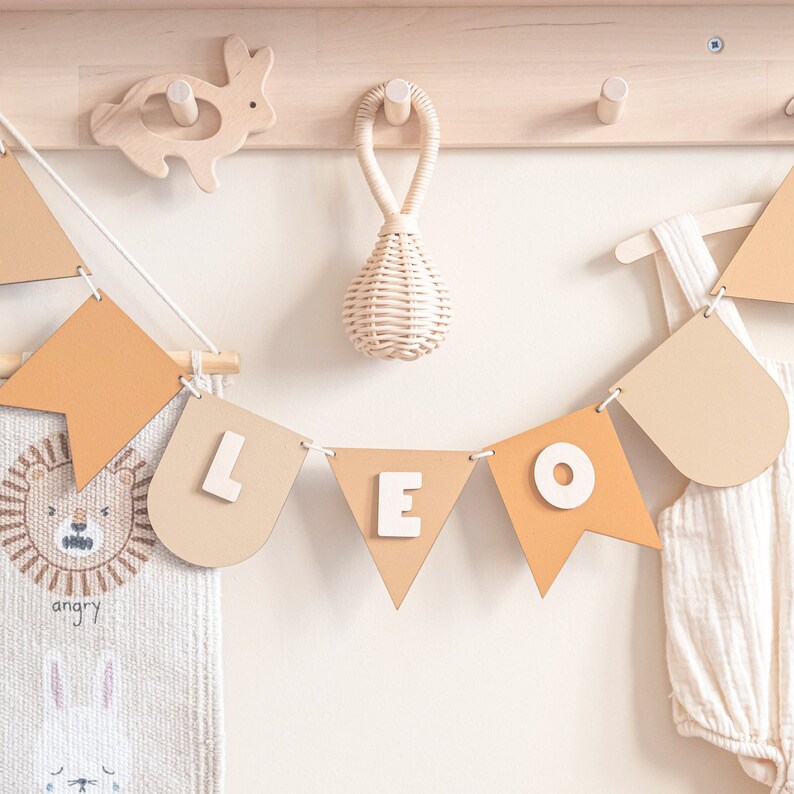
[100,507,110,517]
[249,101,257,108]
[102,766,115,775]
[51,767,63,775]
[47,506,55,517]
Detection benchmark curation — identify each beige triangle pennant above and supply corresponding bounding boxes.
[0,144,89,285]
[148,392,310,568]
[328,449,476,609]
[0,292,186,490]
[613,309,788,486]
[488,404,661,598]
[712,166,794,303]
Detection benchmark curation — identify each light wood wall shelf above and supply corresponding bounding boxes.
[2,6,794,150]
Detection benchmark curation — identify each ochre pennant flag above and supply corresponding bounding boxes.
[0,292,185,490]
[0,144,89,285]
[328,449,476,609]
[712,166,794,304]
[488,404,661,597]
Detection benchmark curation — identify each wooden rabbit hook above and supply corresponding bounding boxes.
[90,35,276,192]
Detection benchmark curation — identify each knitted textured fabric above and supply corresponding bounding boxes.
[0,364,224,793]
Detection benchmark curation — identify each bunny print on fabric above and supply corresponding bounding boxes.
[34,653,130,793]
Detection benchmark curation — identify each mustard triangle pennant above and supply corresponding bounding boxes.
[713,165,794,304]
[328,448,476,609]
[0,144,89,285]
[487,404,661,598]
[0,292,186,490]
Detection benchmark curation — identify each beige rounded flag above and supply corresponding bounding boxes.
[614,309,788,487]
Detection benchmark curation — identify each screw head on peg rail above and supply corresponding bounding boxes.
[384,79,412,126]
[596,77,629,125]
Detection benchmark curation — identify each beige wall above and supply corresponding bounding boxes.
[2,145,788,793]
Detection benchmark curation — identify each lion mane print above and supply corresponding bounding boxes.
[0,433,156,597]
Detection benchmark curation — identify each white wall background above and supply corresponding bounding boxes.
[2,144,792,793]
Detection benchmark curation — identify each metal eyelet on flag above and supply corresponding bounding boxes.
[77,266,101,302]
[596,388,621,413]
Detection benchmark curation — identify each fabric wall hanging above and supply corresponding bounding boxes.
[343,82,451,361]
[0,362,224,793]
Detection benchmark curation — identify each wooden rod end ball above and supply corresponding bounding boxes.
[597,77,629,125]
[384,79,412,126]
[166,79,199,127]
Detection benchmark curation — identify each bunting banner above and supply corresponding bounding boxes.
[327,449,477,608]
[613,309,789,487]
[147,392,310,568]
[0,292,186,490]
[713,165,794,304]
[487,404,661,597]
[0,144,89,285]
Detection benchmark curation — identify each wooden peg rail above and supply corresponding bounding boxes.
[0,351,240,379]
[2,5,794,149]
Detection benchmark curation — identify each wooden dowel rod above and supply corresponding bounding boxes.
[0,350,240,379]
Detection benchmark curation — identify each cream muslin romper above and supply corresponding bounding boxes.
[653,214,794,792]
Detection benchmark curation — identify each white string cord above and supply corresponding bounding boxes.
[179,376,203,399]
[705,285,726,318]
[77,266,101,301]
[469,450,494,461]
[0,113,220,354]
[596,388,621,413]
[301,441,336,457]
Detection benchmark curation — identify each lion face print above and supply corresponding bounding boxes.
[0,433,156,597]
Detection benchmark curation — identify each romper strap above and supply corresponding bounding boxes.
[651,214,755,354]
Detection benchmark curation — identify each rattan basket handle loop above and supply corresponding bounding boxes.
[354,82,440,229]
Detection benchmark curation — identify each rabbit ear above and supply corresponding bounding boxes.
[95,653,121,713]
[251,46,275,85]
[43,652,67,713]
[223,34,251,80]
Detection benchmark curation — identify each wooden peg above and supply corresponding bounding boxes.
[597,77,629,125]
[384,79,411,126]
[166,79,199,127]
[0,350,240,380]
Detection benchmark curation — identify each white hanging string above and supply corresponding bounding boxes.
[301,441,336,457]
[76,266,101,302]
[705,285,726,318]
[596,387,621,413]
[0,112,220,355]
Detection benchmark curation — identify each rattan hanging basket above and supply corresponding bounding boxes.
[343,82,451,362]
